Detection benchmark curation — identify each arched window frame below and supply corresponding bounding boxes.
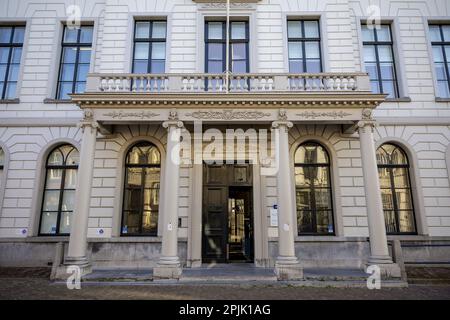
[294,141,335,235]
[0,147,6,211]
[39,144,79,236]
[121,141,161,236]
[376,143,417,235]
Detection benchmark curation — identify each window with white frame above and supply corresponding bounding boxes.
[361,24,399,98]
[429,24,450,98]
[0,25,25,99]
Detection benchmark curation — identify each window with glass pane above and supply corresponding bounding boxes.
[287,20,321,74]
[376,143,416,234]
[205,21,249,89]
[133,21,166,75]
[122,142,161,236]
[0,25,24,99]
[39,144,79,235]
[429,24,450,98]
[361,24,399,98]
[295,142,334,235]
[56,25,93,99]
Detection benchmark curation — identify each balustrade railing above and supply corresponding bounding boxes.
[86,72,371,93]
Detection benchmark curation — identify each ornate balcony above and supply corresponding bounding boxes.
[71,72,386,130]
[86,72,370,93]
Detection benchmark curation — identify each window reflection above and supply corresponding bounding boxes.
[376,143,416,234]
[122,142,161,236]
[295,142,334,235]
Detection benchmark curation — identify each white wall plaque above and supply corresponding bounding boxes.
[270,208,278,227]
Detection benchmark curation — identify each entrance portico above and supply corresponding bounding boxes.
[57,71,402,280]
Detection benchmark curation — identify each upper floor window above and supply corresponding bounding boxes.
[295,142,334,235]
[287,20,321,73]
[377,143,416,235]
[39,144,79,235]
[206,20,249,74]
[0,25,25,99]
[121,142,161,236]
[56,25,93,100]
[361,24,399,98]
[429,24,450,98]
[133,20,167,74]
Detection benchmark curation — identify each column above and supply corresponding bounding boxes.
[272,120,303,280]
[59,117,98,278]
[153,120,184,279]
[358,120,401,278]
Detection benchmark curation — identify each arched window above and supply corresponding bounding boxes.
[376,143,416,234]
[294,142,334,235]
[39,144,79,235]
[0,147,4,171]
[0,148,5,184]
[121,141,161,236]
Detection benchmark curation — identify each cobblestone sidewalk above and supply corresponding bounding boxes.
[0,278,449,300]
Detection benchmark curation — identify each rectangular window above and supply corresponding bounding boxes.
[287,20,322,73]
[205,20,249,73]
[205,20,249,89]
[361,24,399,98]
[56,25,93,99]
[429,24,450,98]
[132,20,167,74]
[0,25,25,99]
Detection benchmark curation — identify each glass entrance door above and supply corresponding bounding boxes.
[228,187,253,262]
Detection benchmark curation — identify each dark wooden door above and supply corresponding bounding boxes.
[202,186,228,262]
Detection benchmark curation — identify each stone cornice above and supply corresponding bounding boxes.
[71,92,386,109]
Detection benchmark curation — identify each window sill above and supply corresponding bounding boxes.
[43,98,75,104]
[0,98,20,104]
[385,97,412,103]
[435,97,450,102]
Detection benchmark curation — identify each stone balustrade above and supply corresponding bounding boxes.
[85,72,371,94]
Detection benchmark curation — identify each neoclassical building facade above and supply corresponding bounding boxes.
[0,0,449,280]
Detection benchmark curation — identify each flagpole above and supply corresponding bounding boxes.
[225,0,230,93]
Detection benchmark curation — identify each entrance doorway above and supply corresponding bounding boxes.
[202,163,254,263]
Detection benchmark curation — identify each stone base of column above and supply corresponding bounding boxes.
[274,256,303,281]
[153,256,182,280]
[187,259,202,268]
[52,256,92,280]
[365,256,401,279]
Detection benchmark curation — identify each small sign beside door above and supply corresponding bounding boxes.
[270,206,278,227]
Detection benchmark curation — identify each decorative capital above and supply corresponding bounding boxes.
[77,119,99,132]
[272,120,293,131]
[357,120,377,133]
[162,120,184,129]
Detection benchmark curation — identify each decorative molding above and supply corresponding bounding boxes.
[196,1,257,9]
[361,108,373,120]
[168,109,179,121]
[186,109,270,120]
[296,111,352,119]
[278,109,288,121]
[102,110,160,119]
